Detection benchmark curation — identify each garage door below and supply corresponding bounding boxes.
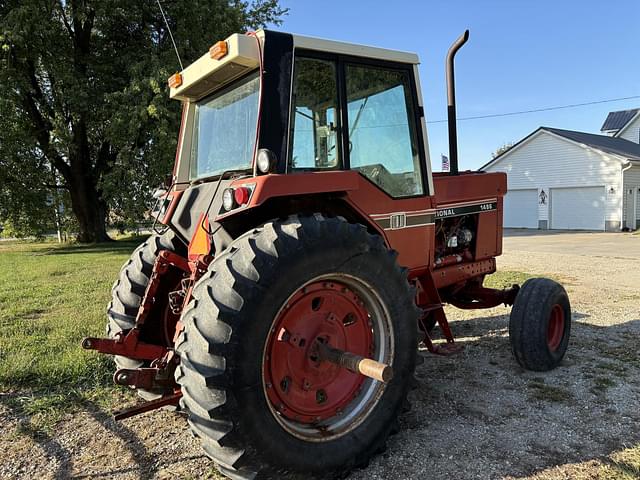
[504,189,538,228]
[551,186,605,230]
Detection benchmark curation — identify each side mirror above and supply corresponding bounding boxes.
[163,174,173,189]
[152,187,168,199]
[150,185,170,221]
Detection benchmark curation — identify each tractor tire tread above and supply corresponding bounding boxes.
[176,215,420,479]
[509,277,571,371]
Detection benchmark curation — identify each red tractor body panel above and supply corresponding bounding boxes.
[216,169,507,278]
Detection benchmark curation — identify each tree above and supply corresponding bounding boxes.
[0,0,286,242]
[491,141,515,159]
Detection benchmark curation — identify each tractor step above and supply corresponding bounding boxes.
[421,329,464,356]
[428,342,464,356]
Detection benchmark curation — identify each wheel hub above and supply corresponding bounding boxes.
[546,304,565,351]
[264,280,374,424]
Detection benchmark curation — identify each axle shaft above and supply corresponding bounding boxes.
[315,340,393,383]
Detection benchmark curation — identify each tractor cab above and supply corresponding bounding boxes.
[161,30,436,261]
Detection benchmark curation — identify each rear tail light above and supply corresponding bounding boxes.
[222,186,253,212]
[234,187,250,205]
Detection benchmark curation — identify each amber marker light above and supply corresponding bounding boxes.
[168,73,182,89]
[209,41,228,60]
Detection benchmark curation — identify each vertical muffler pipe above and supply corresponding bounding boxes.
[446,29,469,176]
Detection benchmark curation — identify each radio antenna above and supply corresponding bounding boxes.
[156,0,184,71]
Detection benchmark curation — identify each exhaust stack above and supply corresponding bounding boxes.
[446,29,469,176]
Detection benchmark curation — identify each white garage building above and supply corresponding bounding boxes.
[482,109,640,231]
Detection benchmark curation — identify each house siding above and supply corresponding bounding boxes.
[623,165,640,225]
[618,114,640,144]
[486,130,623,230]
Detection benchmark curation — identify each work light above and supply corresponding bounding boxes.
[222,188,235,211]
[257,148,276,173]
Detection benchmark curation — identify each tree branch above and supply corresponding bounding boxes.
[95,141,116,177]
[9,49,72,181]
[56,1,74,39]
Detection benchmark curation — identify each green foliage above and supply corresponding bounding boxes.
[483,270,537,288]
[0,0,286,240]
[491,141,515,159]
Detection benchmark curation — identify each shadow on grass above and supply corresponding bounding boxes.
[40,237,150,256]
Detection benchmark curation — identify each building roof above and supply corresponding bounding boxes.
[481,126,640,170]
[544,127,640,161]
[600,109,639,132]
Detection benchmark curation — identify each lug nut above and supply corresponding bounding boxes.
[280,376,291,393]
[316,389,327,404]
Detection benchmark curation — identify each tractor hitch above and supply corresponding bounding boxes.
[113,350,178,391]
[82,329,168,361]
[113,366,175,390]
[112,392,182,421]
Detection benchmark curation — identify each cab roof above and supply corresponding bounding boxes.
[169,29,420,102]
[290,31,420,65]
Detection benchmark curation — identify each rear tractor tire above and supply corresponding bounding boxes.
[509,277,571,371]
[107,230,185,401]
[175,215,420,479]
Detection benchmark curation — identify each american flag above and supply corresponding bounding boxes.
[441,154,450,172]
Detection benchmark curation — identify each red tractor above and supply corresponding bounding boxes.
[84,29,571,479]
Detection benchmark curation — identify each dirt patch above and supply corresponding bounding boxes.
[0,399,212,480]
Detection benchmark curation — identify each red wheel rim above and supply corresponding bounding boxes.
[263,280,374,425]
[546,304,565,351]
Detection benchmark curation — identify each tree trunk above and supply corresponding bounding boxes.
[68,173,112,243]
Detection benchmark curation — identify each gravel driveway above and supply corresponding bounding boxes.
[2,231,639,479]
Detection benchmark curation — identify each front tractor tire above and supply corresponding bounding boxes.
[509,278,571,371]
[107,231,184,400]
[175,215,419,479]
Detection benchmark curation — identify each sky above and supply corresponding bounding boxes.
[273,0,640,171]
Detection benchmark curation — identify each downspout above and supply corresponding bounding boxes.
[621,161,633,229]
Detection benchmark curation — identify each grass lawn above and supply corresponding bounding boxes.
[0,237,145,431]
[484,270,539,289]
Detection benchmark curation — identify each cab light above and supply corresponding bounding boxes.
[257,148,276,174]
[222,188,235,211]
[210,41,228,60]
[168,72,182,88]
[234,186,250,205]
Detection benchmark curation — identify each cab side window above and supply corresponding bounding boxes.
[345,64,423,197]
[289,57,341,170]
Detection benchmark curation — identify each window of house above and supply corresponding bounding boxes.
[345,64,423,197]
[289,57,341,170]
